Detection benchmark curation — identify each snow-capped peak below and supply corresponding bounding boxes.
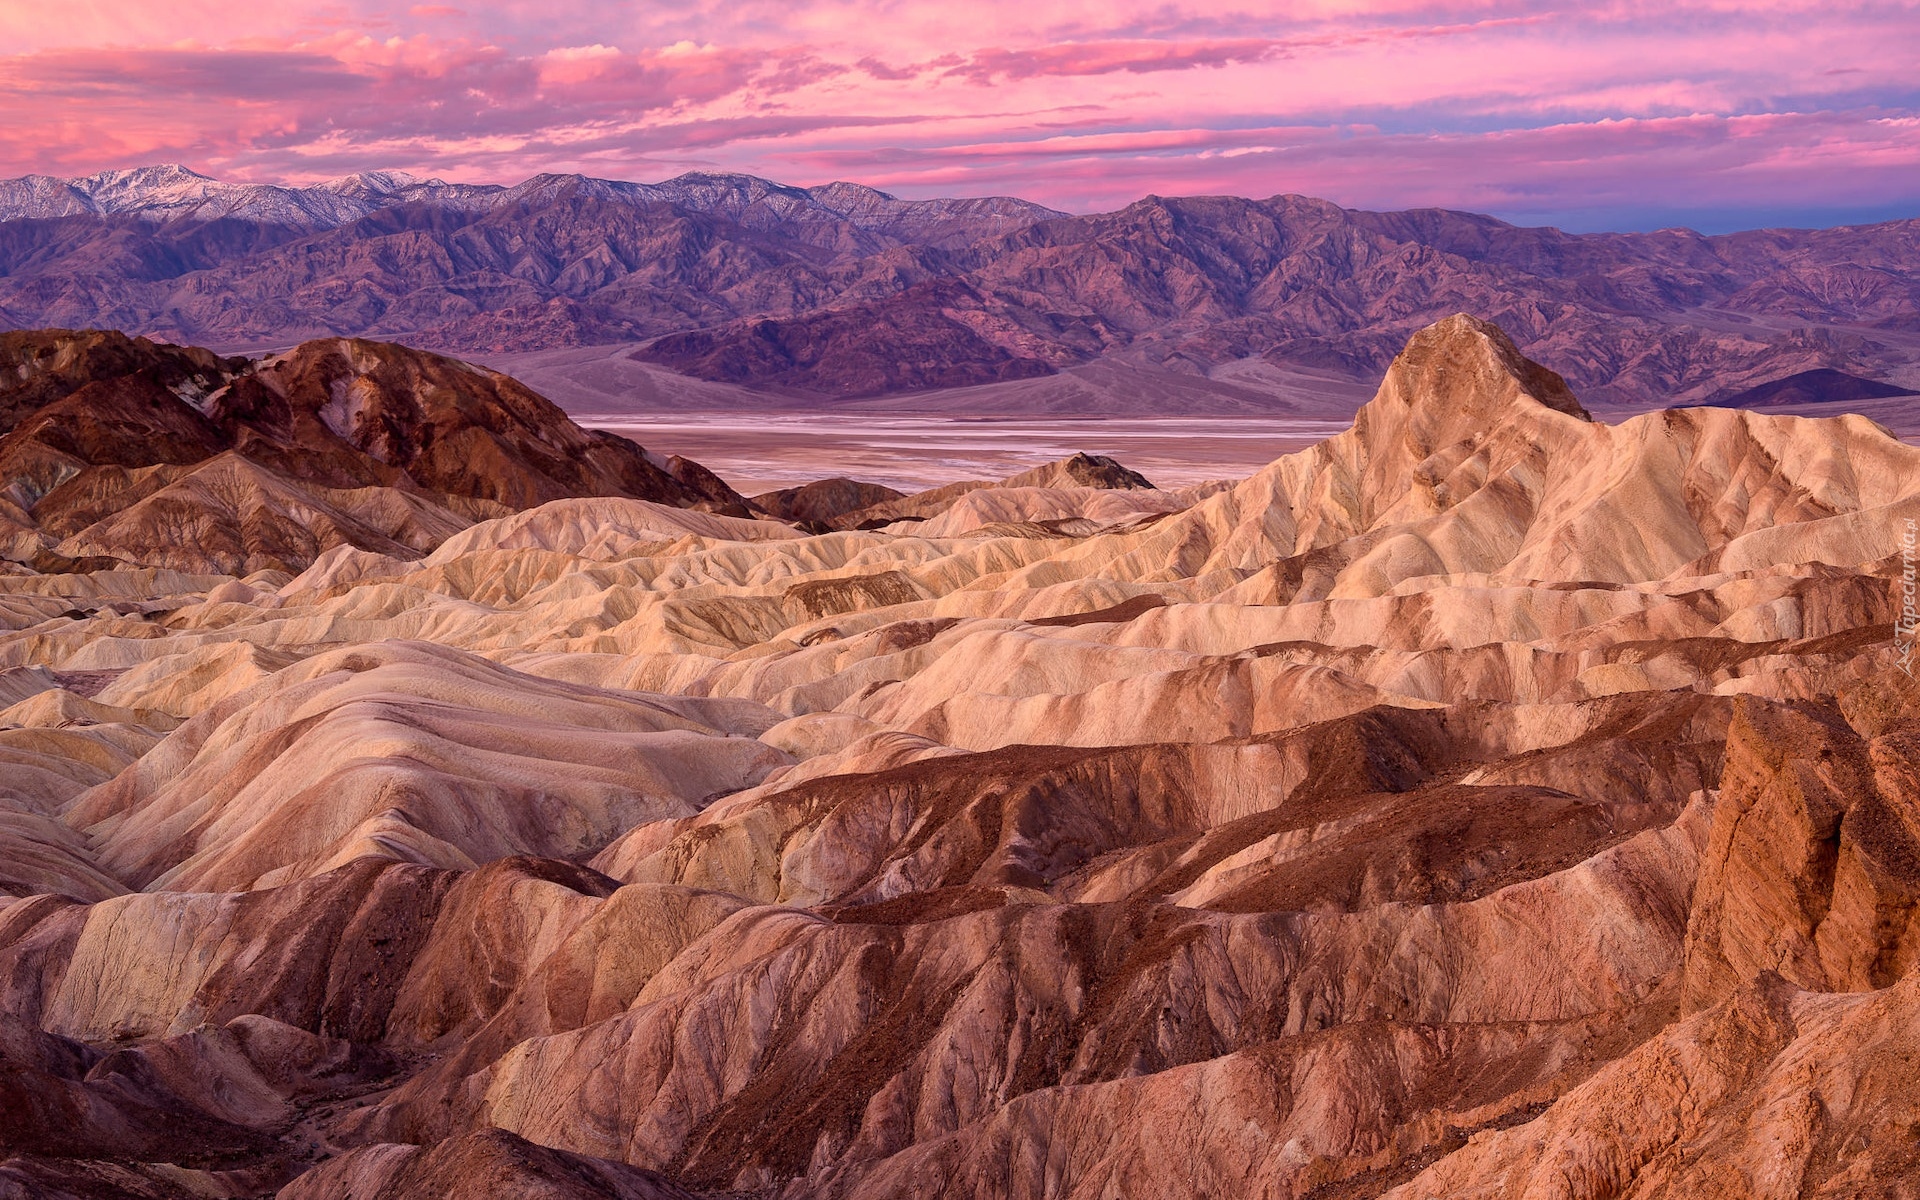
[0,163,1064,240]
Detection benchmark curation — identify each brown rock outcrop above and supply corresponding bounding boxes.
[1682,699,1920,1008]
[1379,969,1920,1199]
[0,331,752,574]
[0,328,242,436]
[830,450,1159,530]
[227,338,745,511]
[999,451,1156,491]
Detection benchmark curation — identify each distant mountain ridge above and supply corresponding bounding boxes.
[0,164,1065,245]
[1704,366,1917,407]
[0,164,1917,407]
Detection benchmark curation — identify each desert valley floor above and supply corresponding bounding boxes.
[569,415,1353,495]
[1,314,1918,1198]
[487,342,1920,495]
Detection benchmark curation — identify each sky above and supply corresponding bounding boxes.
[1,1,1916,231]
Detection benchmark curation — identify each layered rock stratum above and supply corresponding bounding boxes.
[0,313,1917,1197]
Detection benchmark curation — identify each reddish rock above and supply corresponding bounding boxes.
[0,330,750,572]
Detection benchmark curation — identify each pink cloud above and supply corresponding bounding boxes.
[0,33,813,174]
[769,111,1920,224]
[0,1,1909,229]
[944,39,1290,83]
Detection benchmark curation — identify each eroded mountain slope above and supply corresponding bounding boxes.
[0,331,753,576]
[0,314,1915,1198]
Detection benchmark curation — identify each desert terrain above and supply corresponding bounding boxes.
[0,310,1915,1198]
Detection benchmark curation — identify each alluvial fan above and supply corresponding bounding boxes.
[1,313,1916,1198]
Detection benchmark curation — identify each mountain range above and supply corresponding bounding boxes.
[2,166,1918,409]
[0,164,1062,248]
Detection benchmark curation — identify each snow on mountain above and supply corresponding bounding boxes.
[0,164,1064,237]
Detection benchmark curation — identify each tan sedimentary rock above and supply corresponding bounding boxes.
[1378,970,1920,1200]
[63,640,789,892]
[0,314,1914,1196]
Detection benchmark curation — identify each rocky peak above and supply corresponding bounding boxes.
[659,171,808,204]
[1319,313,1597,533]
[1351,313,1589,463]
[1002,452,1156,491]
[806,180,899,212]
[76,164,222,209]
[1374,312,1590,426]
[0,329,243,433]
[319,170,427,197]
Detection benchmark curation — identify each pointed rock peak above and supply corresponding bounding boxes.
[1001,452,1156,491]
[1338,315,1593,523]
[1381,313,1590,424]
[321,170,423,195]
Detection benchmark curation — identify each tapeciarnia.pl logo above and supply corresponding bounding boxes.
[1900,516,1917,678]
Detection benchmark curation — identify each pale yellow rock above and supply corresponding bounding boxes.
[0,687,179,732]
[66,640,792,892]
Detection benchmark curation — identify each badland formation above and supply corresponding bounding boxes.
[0,168,1917,1198]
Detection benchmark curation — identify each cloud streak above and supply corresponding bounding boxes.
[0,1,1914,230]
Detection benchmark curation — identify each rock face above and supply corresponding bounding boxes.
[5,167,1920,405]
[1681,702,1920,1007]
[0,331,754,574]
[1,313,1916,1197]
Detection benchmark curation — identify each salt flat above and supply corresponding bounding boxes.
[575,413,1353,493]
